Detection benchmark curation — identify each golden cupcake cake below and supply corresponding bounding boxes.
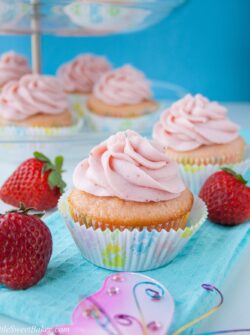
[153,94,246,166]
[0,51,31,90]
[0,74,73,128]
[88,65,157,118]
[69,130,193,231]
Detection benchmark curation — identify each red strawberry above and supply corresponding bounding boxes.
[0,204,52,290]
[0,151,66,211]
[199,168,250,225]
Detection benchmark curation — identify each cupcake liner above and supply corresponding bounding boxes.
[179,147,250,195]
[167,151,245,166]
[58,193,207,271]
[84,104,163,133]
[68,93,88,118]
[0,116,84,138]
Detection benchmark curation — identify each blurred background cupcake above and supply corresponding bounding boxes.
[86,64,159,133]
[0,74,82,136]
[0,51,31,91]
[153,94,246,166]
[59,130,207,271]
[57,54,112,118]
[153,94,249,193]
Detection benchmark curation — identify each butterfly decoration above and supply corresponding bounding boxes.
[41,272,174,335]
[41,273,250,335]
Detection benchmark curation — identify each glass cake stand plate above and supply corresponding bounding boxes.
[0,80,188,185]
[0,0,186,36]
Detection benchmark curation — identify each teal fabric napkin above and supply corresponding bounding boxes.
[0,212,250,334]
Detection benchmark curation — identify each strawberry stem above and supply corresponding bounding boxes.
[6,203,45,218]
[33,151,66,193]
[222,167,247,185]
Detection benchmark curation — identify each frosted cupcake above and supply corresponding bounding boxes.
[0,51,31,90]
[57,54,111,117]
[0,74,72,128]
[153,94,246,166]
[59,130,207,271]
[86,65,158,132]
[69,130,193,231]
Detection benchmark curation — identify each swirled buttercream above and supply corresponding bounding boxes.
[0,74,68,121]
[0,51,31,87]
[57,54,111,93]
[73,130,185,202]
[93,65,152,106]
[153,94,239,151]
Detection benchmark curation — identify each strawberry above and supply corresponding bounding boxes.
[199,168,250,225]
[0,151,66,211]
[0,204,52,290]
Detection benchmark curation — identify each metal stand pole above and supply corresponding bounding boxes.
[31,0,41,74]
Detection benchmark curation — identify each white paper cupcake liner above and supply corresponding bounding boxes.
[68,93,88,118]
[179,147,250,195]
[58,193,207,271]
[0,116,84,138]
[84,104,163,133]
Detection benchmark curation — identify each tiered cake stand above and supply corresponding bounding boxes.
[0,0,186,71]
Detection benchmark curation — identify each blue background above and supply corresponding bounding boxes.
[0,0,249,101]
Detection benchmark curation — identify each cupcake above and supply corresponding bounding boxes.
[59,130,207,271]
[0,51,31,90]
[0,74,72,128]
[86,65,159,132]
[70,130,193,231]
[153,94,246,166]
[57,54,111,117]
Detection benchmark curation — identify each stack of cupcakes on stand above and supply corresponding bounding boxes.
[153,94,250,193]
[85,65,160,133]
[57,54,112,118]
[59,130,207,271]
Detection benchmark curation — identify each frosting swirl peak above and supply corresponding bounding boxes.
[0,51,31,87]
[153,94,239,151]
[57,54,111,93]
[0,74,68,121]
[73,130,185,202]
[93,65,152,106]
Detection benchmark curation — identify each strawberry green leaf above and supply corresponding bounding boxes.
[55,156,64,172]
[42,162,53,172]
[222,167,247,185]
[34,151,52,164]
[34,152,67,193]
[48,171,60,188]
[48,171,66,193]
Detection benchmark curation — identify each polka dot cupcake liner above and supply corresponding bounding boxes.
[58,193,207,272]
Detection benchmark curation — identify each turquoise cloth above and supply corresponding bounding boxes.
[0,213,250,334]
[0,130,249,334]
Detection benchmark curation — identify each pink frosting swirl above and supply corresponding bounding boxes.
[153,94,239,151]
[93,65,152,105]
[0,74,68,121]
[73,130,185,202]
[57,54,111,93]
[0,51,31,87]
